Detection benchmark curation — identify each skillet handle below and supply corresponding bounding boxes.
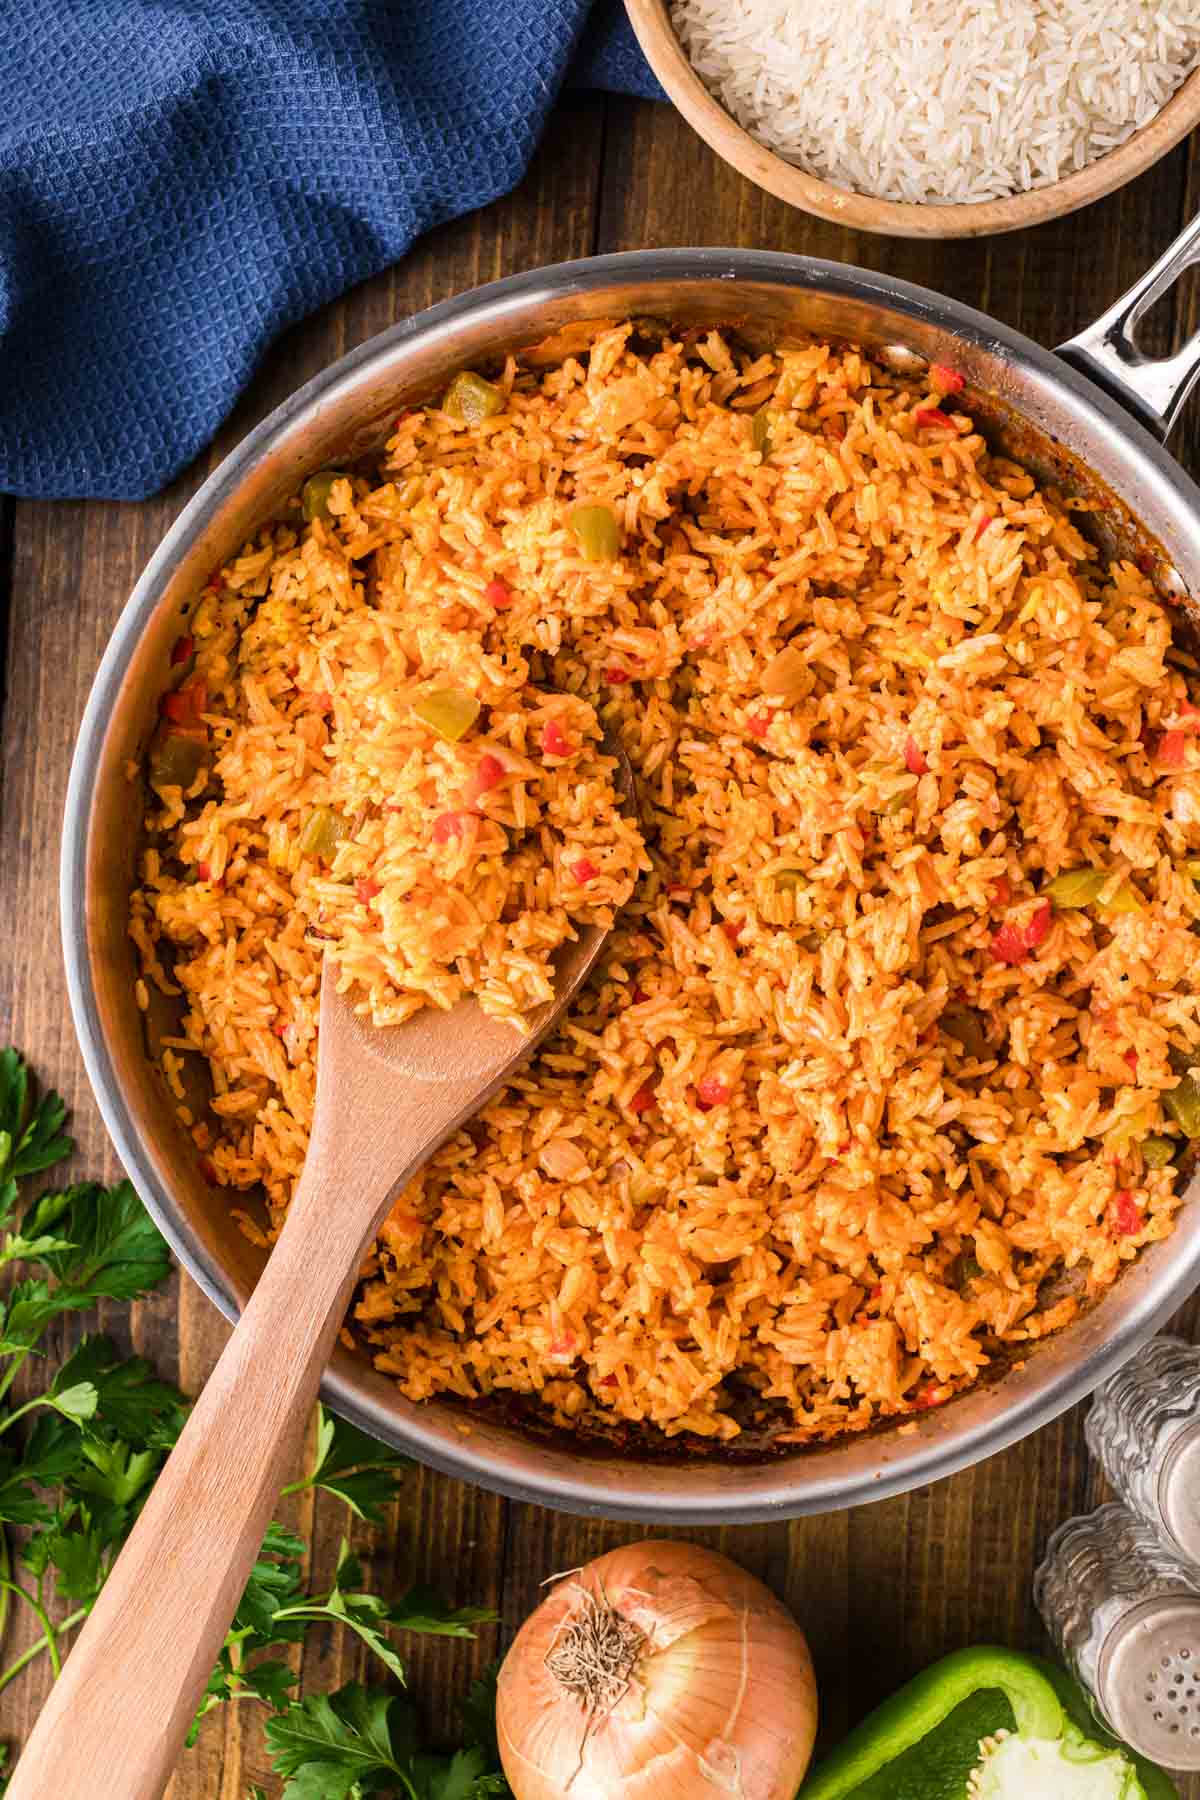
[1056,211,1200,442]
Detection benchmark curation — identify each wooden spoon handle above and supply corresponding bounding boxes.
[7,1148,381,1800]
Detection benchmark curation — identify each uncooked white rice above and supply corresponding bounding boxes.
[670,0,1200,206]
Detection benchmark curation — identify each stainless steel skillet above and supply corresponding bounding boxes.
[61,222,1200,1523]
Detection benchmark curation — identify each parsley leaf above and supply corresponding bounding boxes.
[389,1586,499,1638]
[461,1667,502,1761]
[0,1048,503,1794]
[264,1684,411,1798]
[0,1050,73,1189]
[50,1337,188,1448]
[37,1181,172,1303]
[275,1541,409,1684]
[73,1435,160,1509]
[284,1404,411,1525]
[264,1682,512,1800]
[231,1523,308,1640]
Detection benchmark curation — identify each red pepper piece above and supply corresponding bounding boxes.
[170,634,194,666]
[629,1080,657,1114]
[990,923,1028,965]
[904,736,928,775]
[1158,730,1188,768]
[484,576,514,609]
[160,676,207,729]
[914,407,955,430]
[571,857,599,884]
[432,811,469,843]
[356,878,381,904]
[605,665,631,685]
[1111,1189,1143,1236]
[696,1075,730,1110]
[747,713,771,739]
[931,364,965,393]
[1023,900,1052,948]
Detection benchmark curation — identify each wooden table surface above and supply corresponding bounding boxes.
[3,87,1200,1797]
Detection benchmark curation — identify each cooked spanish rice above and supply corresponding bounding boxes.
[131,324,1200,1444]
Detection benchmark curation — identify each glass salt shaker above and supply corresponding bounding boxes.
[1085,1334,1200,1563]
[1035,1502,1200,1769]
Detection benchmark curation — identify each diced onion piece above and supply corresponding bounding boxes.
[538,1136,590,1181]
[761,644,808,701]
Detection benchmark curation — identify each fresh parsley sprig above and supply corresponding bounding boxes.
[0,1051,508,1796]
[262,1668,510,1800]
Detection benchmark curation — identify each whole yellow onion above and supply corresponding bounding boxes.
[496,1539,817,1800]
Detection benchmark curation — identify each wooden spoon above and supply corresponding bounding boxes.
[11,896,621,1798]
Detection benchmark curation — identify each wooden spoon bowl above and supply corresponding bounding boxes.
[12,823,626,1797]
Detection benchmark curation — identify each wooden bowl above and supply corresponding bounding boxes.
[624,0,1200,238]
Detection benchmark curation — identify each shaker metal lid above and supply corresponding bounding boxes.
[1159,1420,1200,1565]
[1097,1594,1200,1769]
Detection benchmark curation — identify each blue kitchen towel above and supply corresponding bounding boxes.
[0,1,662,502]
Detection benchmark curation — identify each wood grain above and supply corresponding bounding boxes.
[2,84,1200,1797]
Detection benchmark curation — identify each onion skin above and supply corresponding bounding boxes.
[497,1539,817,1800]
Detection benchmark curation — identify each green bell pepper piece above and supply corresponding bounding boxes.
[568,503,621,561]
[799,1649,1064,1800]
[797,1648,1176,1800]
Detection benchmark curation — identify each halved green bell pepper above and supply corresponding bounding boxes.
[797,1648,1176,1800]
